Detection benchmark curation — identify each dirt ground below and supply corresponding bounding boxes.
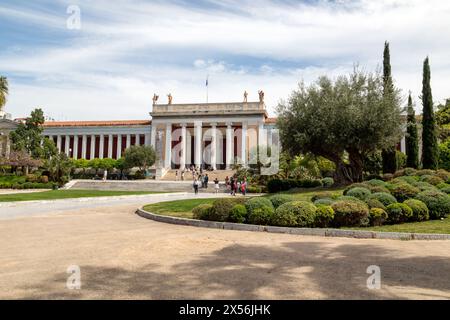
[0,196,449,299]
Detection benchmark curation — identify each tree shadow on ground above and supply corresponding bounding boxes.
[19,241,450,299]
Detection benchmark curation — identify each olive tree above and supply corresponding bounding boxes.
[277,69,402,184]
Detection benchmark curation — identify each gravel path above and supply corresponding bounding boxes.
[0,193,449,299]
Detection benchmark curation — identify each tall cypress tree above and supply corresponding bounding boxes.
[381,41,398,173]
[406,93,419,168]
[421,57,439,169]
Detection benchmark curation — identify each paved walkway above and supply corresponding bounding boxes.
[0,193,449,299]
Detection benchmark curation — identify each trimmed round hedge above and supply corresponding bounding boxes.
[365,179,387,187]
[344,183,369,195]
[245,197,274,214]
[366,198,386,210]
[415,190,450,219]
[209,198,246,222]
[314,198,334,206]
[369,208,388,226]
[421,175,444,186]
[412,181,437,191]
[314,205,335,228]
[386,203,413,224]
[245,197,275,225]
[322,177,334,187]
[229,204,248,223]
[368,192,397,207]
[403,199,429,222]
[389,183,420,202]
[269,194,294,209]
[192,204,213,220]
[272,201,317,227]
[331,200,369,227]
[346,187,371,201]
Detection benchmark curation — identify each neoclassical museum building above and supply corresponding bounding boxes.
[0,94,278,178]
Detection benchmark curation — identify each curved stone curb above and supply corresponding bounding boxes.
[136,207,450,241]
[0,192,189,208]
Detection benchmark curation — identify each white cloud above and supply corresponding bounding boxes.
[0,0,449,119]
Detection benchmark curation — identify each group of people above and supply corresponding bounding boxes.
[225,175,248,196]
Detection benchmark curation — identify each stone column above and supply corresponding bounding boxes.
[90,135,96,159]
[0,136,3,157]
[81,135,87,159]
[211,123,217,170]
[150,126,157,149]
[117,134,122,159]
[241,122,247,167]
[65,135,70,157]
[400,136,406,154]
[5,136,10,158]
[226,122,233,169]
[73,135,79,159]
[135,134,140,146]
[144,132,150,146]
[56,135,62,152]
[108,134,113,158]
[258,122,265,149]
[194,122,202,168]
[165,123,172,169]
[126,134,131,149]
[180,124,187,170]
[99,134,104,159]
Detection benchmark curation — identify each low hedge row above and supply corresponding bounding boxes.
[267,179,324,193]
[0,182,57,189]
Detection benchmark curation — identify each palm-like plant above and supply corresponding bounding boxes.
[0,76,8,111]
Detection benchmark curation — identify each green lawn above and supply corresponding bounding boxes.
[350,218,450,235]
[0,189,163,202]
[144,198,220,219]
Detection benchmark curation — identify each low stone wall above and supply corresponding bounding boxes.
[136,208,450,241]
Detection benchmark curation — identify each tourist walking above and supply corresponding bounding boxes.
[103,169,108,182]
[204,174,209,189]
[241,179,247,196]
[225,176,230,190]
[229,176,234,195]
[214,178,219,194]
[193,178,199,195]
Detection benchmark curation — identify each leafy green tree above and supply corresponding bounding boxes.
[123,145,156,173]
[436,98,450,140]
[43,152,73,185]
[277,69,402,184]
[421,57,439,169]
[381,41,398,173]
[72,158,89,176]
[406,93,420,168]
[10,108,47,158]
[439,139,450,171]
[0,76,8,112]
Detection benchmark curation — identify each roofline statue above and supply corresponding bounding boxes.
[258,90,265,103]
[243,90,248,103]
[152,94,159,105]
[167,93,173,105]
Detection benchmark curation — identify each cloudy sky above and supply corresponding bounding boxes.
[0,0,449,120]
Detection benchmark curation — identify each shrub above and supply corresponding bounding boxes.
[336,195,366,204]
[386,203,413,224]
[421,175,444,186]
[346,187,371,200]
[209,198,246,222]
[245,197,274,214]
[390,183,420,202]
[403,168,417,176]
[369,208,388,226]
[366,198,386,211]
[314,198,334,206]
[272,201,317,227]
[321,177,334,187]
[416,169,435,176]
[25,174,39,183]
[396,176,420,185]
[344,183,369,195]
[192,204,213,220]
[435,169,450,182]
[440,186,450,194]
[368,192,397,207]
[269,194,294,209]
[229,204,248,223]
[415,190,450,219]
[365,179,387,187]
[267,179,283,193]
[382,173,394,181]
[412,181,437,191]
[314,206,335,228]
[403,199,429,222]
[331,200,369,227]
[436,183,450,190]
[248,206,275,225]
[247,186,262,193]
[366,185,390,194]
[39,175,49,183]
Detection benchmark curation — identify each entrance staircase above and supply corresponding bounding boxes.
[161,169,236,182]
